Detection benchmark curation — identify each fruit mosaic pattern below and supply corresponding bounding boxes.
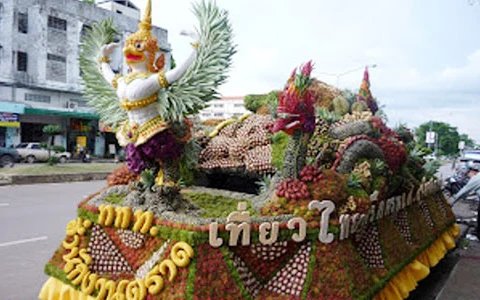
[45,186,456,300]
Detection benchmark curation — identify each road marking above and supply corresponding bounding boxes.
[0,203,10,207]
[0,236,48,248]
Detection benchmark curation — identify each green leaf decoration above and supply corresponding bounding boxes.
[79,19,125,127]
[157,0,236,122]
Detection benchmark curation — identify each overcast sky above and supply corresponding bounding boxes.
[127,0,480,143]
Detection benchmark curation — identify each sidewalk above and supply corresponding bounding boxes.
[436,200,480,300]
[0,160,117,185]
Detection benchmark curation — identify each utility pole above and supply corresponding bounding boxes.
[428,120,433,151]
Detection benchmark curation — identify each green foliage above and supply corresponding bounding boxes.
[80,18,123,126]
[184,193,257,218]
[459,133,476,148]
[315,107,341,124]
[244,91,280,114]
[341,89,357,106]
[346,185,369,199]
[351,101,368,112]
[157,1,236,122]
[255,174,274,194]
[179,139,201,186]
[394,123,414,145]
[103,193,124,205]
[244,94,266,113]
[47,156,59,166]
[43,124,64,162]
[370,159,388,178]
[140,169,156,191]
[52,145,66,153]
[415,121,475,156]
[266,90,280,117]
[347,173,363,189]
[332,96,350,116]
[170,55,176,69]
[423,159,441,178]
[39,142,48,149]
[43,125,63,136]
[271,131,290,169]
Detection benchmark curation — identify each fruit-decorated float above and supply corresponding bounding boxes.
[40,1,459,299]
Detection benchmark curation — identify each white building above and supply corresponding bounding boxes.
[199,96,249,120]
[96,0,140,19]
[0,0,170,156]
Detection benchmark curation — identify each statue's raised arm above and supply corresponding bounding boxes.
[80,0,235,190]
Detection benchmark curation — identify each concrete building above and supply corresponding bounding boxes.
[199,96,249,120]
[0,0,170,157]
[96,0,140,19]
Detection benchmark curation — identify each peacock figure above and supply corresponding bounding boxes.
[80,0,235,195]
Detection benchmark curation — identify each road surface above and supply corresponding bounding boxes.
[0,181,105,300]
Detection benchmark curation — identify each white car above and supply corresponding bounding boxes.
[15,142,71,163]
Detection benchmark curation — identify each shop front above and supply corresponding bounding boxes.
[23,107,100,155]
[0,102,25,147]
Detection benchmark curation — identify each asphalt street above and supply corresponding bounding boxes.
[0,181,105,300]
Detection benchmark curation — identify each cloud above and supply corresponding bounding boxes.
[128,0,480,142]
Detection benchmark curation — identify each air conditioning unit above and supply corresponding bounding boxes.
[66,101,78,109]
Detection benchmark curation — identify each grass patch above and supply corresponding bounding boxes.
[271,131,289,170]
[184,192,258,218]
[0,163,119,175]
[104,193,125,204]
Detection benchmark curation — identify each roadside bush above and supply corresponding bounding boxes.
[52,145,66,153]
[47,156,59,166]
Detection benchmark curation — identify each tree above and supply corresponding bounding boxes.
[244,91,279,113]
[414,121,475,156]
[459,134,475,148]
[42,125,63,163]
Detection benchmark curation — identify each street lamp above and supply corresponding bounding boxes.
[337,64,377,86]
[315,64,377,87]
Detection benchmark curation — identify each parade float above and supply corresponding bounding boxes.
[39,1,459,299]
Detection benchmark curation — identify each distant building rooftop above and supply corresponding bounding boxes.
[96,0,139,10]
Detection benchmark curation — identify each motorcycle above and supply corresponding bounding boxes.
[443,175,468,197]
[78,150,91,163]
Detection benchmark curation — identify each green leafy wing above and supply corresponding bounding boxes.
[157,1,236,122]
[79,19,126,127]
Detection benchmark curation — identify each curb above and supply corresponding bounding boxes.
[0,172,110,186]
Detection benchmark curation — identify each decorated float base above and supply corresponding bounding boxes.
[40,179,459,300]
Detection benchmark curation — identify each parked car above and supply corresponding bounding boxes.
[0,146,20,168]
[15,142,71,163]
[460,150,480,163]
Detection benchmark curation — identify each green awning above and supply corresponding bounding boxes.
[24,107,100,119]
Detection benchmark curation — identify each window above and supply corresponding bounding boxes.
[16,143,28,149]
[213,104,224,108]
[25,93,51,103]
[17,51,27,71]
[71,99,88,107]
[48,16,67,31]
[18,12,28,33]
[81,24,91,37]
[47,53,66,82]
[47,53,66,62]
[214,113,224,117]
[234,103,244,108]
